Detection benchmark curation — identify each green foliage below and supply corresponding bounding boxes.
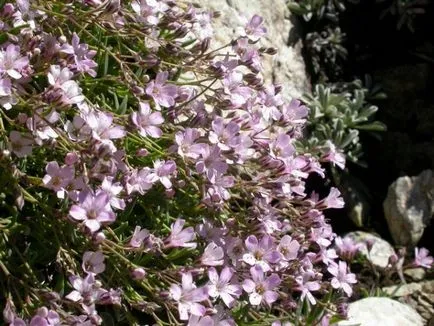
[378,0,429,32]
[287,0,348,22]
[301,80,386,165]
[306,27,347,81]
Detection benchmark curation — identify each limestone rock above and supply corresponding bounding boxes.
[383,170,434,246]
[337,297,424,326]
[344,231,395,269]
[404,268,426,282]
[382,281,434,323]
[192,0,310,100]
[382,280,434,297]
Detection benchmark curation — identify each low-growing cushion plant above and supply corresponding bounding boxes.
[0,1,367,325]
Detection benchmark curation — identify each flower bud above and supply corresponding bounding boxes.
[58,35,67,44]
[3,298,16,323]
[132,85,144,95]
[201,37,211,53]
[93,232,106,244]
[136,148,149,157]
[388,253,398,266]
[65,152,79,165]
[366,239,375,252]
[132,267,146,280]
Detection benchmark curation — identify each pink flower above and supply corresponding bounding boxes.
[82,251,106,275]
[174,128,204,160]
[83,110,126,141]
[414,247,433,268]
[259,86,284,121]
[169,272,209,320]
[60,33,97,77]
[277,235,300,261]
[187,315,214,326]
[131,102,164,138]
[327,261,357,297]
[42,161,75,199]
[65,273,104,304]
[316,187,345,210]
[9,131,33,158]
[222,71,252,108]
[145,71,177,108]
[208,267,241,308]
[129,226,150,248]
[196,145,228,184]
[0,44,30,79]
[269,134,295,160]
[149,160,177,189]
[295,270,321,305]
[243,235,281,272]
[242,265,281,306]
[29,307,60,326]
[335,236,361,261]
[100,177,125,210]
[125,167,156,195]
[280,99,309,125]
[165,219,197,249]
[321,141,346,169]
[47,65,84,106]
[245,15,267,41]
[131,0,168,25]
[201,242,224,266]
[208,118,240,151]
[69,191,116,233]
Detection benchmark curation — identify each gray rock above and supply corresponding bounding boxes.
[382,280,434,297]
[344,231,395,269]
[337,297,424,326]
[383,170,434,246]
[192,0,310,100]
[404,268,426,282]
[382,281,434,323]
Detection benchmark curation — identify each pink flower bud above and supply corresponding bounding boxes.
[65,152,79,165]
[136,148,149,157]
[132,267,146,280]
[93,232,106,244]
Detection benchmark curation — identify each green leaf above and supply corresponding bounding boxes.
[355,121,387,131]
[119,95,129,114]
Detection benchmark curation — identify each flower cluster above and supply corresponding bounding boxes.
[0,0,362,325]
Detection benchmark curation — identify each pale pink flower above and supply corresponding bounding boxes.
[165,219,197,249]
[327,261,357,297]
[42,161,75,199]
[242,265,281,306]
[0,44,29,79]
[414,247,433,268]
[243,235,281,272]
[129,226,150,248]
[69,191,116,233]
[9,131,33,158]
[169,272,209,320]
[196,145,228,184]
[321,140,346,169]
[245,15,267,41]
[131,102,164,138]
[277,235,300,261]
[145,71,177,108]
[295,270,321,305]
[207,267,241,308]
[201,242,224,266]
[82,251,106,275]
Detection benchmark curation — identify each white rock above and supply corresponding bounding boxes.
[344,231,395,269]
[192,0,310,100]
[383,170,434,246]
[337,297,424,326]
